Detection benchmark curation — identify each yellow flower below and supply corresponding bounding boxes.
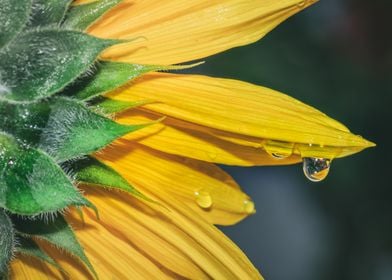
[10,0,374,279]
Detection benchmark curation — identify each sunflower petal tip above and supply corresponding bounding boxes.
[351,134,376,149]
[364,138,376,148]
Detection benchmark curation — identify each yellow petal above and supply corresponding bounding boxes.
[86,0,317,64]
[12,223,172,279]
[82,188,262,279]
[11,187,262,279]
[96,141,254,225]
[117,108,301,166]
[108,73,375,159]
[10,256,62,280]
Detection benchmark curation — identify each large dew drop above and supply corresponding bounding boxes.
[194,190,213,209]
[302,157,331,182]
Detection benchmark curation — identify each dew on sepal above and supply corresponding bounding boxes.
[194,189,213,209]
[302,157,331,182]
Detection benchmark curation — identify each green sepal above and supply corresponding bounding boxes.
[15,235,63,272]
[12,215,97,279]
[0,133,92,215]
[0,0,31,48]
[0,30,116,102]
[0,271,8,280]
[91,97,154,115]
[0,97,146,162]
[39,98,148,161]
[68,156,153,202]
[68,62,155,101]
[64,0,122,31]
[0,210,14,274]
[26,0,72,28]
[0,100,51,146]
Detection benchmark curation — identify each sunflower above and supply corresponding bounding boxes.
[0,0,374,279]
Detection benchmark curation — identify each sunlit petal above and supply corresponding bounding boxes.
[83,0,317,64]
[108,73,374,159]
[11,186,262,279]
[97,142,255,225]
[116,108,300,166]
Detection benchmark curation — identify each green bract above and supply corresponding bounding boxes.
[15,236,62,272]
[0,210,14,275]
[0,0,164,277]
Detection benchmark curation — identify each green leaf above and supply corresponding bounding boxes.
[0,210,14,274]
[68,156,152,201]
[12,215,96,278]
[26,0,72,28]
[39,98,148,161]
[0,133,92,215]
[16,235,62,271]
[64,0,122,31]
[0,0,31,48]
[91,97,153,115]
[0,30,116,101]
[68,62,155,101]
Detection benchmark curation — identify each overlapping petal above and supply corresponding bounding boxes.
[116,108,301,166]
[80,0,317,64]
[108,73,375,159]
[11,187,262,279]
[97,141,255,225]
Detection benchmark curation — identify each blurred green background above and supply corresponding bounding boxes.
[196,0,391,279]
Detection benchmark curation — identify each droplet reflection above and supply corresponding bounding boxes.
[302,157,331,182]
[264,140,294,159]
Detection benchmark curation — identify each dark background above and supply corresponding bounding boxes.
[198,0,391,279]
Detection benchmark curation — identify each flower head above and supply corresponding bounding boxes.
[0,0,373,279]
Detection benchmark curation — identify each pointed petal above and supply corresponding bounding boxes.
[116,108,301,166]
[97,141,254,225]
[86,0,317,64]
[108,73,375,159]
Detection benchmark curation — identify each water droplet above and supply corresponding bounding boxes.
[302,157,331,182]
[297,1,307,8]
[271,153,288,159]
[206,151,217,160]
[264,140,294,159]
[243,200,255,214]
[194,190,212,208]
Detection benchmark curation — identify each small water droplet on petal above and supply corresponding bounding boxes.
[297,1,307,8]
[302,157,331,182]
[194,190,212,209]
[264,140,294,159]
[271,153,288,159]
[243,200,255,214]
